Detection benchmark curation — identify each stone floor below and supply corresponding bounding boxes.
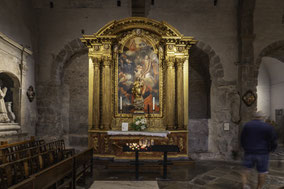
[78,154,284,189]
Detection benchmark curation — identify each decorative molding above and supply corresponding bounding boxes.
[0,32,32,55]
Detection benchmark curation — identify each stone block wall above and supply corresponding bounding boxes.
[254,0,284,61]
[62,53,89,148]
[35,0,130,141]
[0,0,37,139]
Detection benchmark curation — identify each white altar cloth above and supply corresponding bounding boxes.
[107,131,170,138]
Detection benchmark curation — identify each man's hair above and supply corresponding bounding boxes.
[252,111,266,119]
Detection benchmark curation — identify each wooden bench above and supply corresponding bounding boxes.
[0,139,45,164]
[7,148,94,189]
[0,140,73,165]
[73,148,94,188]
[0,140,74,188]
[9,157,73,189]
[0,137,35,148]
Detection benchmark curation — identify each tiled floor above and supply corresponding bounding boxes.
[79,147,284,189]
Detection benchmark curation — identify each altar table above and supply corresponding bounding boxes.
[123,145,180,180]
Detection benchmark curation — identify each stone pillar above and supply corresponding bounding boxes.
[101,56,112,130]
[93,57,101,130]
[176,58,185,129]
[165,57,176,130]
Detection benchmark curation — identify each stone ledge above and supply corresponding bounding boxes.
[0,123,21,132]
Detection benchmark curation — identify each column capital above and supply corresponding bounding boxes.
[176,57,186,68]
[102,56,112,67]
[92,57,101,67]
[165,56,175,67]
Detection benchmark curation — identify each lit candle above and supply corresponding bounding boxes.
[120,96,122,110]
[153,97,155,110]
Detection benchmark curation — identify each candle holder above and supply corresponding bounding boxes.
[126,139,155,150]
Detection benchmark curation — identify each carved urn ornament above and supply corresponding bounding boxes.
[26,86,35,102]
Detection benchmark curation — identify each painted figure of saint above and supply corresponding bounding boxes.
[0,79,10,123]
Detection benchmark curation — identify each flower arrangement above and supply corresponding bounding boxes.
[131,117,147,131]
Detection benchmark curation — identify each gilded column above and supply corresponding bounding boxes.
[165,57,176,130]
[101,56,112,130]
[93,57,101,130]
[88,56,94,130]
[176,58,185,129]
[183,57,189,128]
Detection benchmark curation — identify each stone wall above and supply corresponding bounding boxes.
[0,0,37,140]
[62,53,89,148]
[257,61,271,117]
[254,0,284,62]
[188,119,208,153]
[148,0,241,159]
[35,0,130,140]
[189,46,211,119]
[148,0,238,82]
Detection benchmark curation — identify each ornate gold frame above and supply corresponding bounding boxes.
[114,29,163,118]
[81,17,196,159]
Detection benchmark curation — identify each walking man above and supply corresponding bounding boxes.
[241,111,278,189]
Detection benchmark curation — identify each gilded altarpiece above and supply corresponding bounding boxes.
[81,18,196,159]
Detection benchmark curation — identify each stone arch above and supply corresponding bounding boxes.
[37,38,88,141]
[52,38,88,147]
[256,40,284,71]
[188,40,229,158]
[195,41,224,82]
[50,38,88,85]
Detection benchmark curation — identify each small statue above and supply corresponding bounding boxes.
[132,77,144,112]
[0,79,10,123]
[132,77,144,99]
[5,102,16,123]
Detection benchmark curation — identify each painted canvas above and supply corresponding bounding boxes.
[118,37,159,114]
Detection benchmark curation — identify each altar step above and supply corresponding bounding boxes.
[97,159,195,171]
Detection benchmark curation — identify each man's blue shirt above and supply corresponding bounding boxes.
[241,120,278,154]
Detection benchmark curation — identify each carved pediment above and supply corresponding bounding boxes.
[81,17,196,48]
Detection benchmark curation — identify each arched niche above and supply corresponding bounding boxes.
[0,72,20,123]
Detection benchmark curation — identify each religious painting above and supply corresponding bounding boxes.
[118,37,160,114]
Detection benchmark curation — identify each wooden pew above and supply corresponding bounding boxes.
[8,157,74,189]
[0,140,73,165]
[73,148,94,188]
[7,148,94,189]
[32,157,74,189]
[0,137,35,149]
[8,177,34,189]
[0,140,74,188]
[0,139,45,164]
